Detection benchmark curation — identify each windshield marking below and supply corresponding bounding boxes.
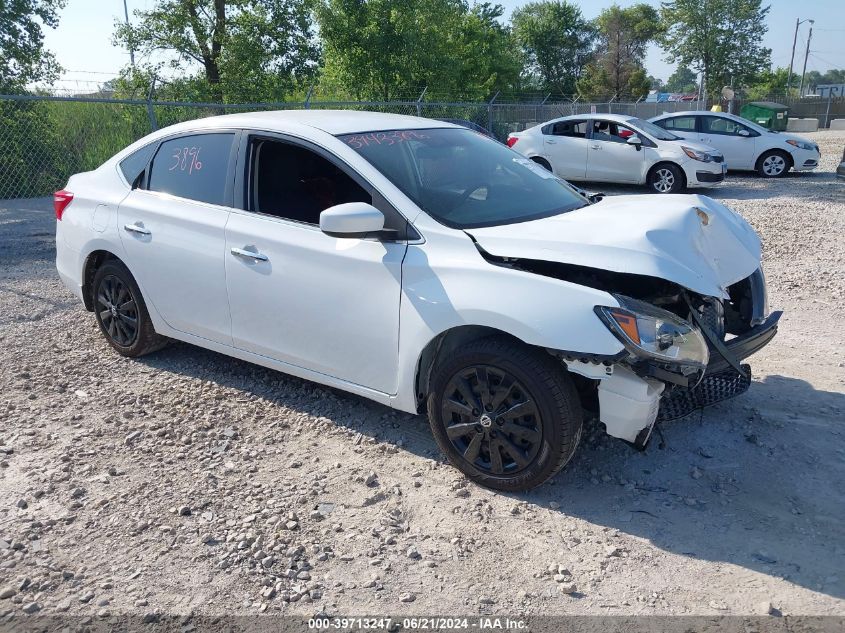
[344,130,429,149]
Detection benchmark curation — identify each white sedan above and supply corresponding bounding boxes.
[506,113,726,193]
[55,111,779,491]
[649,110,820,177]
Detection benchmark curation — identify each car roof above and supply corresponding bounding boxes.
[156,109,458,136]
[652,110,733,119]
[553,113,636,124]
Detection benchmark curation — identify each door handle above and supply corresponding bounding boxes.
[123,223,151,235]
[231,247,268,262]
[590,144,601,150]
[546,139,556,144]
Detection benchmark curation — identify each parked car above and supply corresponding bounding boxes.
[649,110,820,178]
[506,113,726,193]
[55,111,779,491]
[838,147,845,179]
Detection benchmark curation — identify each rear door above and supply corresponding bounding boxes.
[655,115,699,141]
[697,115,758,169]
[542,119,589,180]
[585,119,646,183]
[117,131,237,345]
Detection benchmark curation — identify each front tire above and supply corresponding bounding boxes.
[647,163,684,193]
[756,150,791,177]
[92,260,167,357]
[427,337,582,491]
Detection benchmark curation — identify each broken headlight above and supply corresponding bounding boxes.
[596,296,709,368]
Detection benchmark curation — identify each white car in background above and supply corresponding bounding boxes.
[649,110,820,177]
[55,111,779,492]
[506,113,726,194]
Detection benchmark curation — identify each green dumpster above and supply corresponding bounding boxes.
[740,101,789,131]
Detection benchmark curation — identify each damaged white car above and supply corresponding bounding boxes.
[55,111,780,492]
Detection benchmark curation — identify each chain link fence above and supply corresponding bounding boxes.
[2,92,843,199]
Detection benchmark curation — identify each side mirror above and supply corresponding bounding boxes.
[320,202,385,238]
[627,135,643,150]
[738,129,751,137]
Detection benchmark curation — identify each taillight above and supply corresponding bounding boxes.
[506,136,519,148]
[54,190,74,220]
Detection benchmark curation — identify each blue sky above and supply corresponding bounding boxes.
[42,0,845,93]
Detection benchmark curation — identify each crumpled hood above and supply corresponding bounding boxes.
[467,194,761,299]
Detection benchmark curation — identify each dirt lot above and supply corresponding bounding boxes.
[1,130,844,621]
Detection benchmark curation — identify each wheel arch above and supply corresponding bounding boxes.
[81,249,122,311]
[413,325,532,414]
[647,160,687,190]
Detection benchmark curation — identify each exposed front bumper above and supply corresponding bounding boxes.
[791,149,821,171]
[684,160,726,187]
[706,310,782,374]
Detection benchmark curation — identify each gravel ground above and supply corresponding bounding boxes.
[1,130,843,621]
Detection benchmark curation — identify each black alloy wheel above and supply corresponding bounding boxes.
[441,365,542,476]
[96,274,138,347]
[91,259,168,357]
[427,336,583,491]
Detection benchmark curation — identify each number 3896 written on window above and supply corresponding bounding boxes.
[170,146,203,174]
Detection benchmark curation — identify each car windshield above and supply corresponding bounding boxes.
[337,128,589,229]
[628,117,680,141]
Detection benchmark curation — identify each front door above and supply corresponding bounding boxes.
[117,131,237,345]
[697,115,758,170]
[585,120,645,183]
[224,136,406,394]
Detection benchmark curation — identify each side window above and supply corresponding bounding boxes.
[148,133,235,206]
[545,120,588,138]
[591,120,637,143]
[119,142,157,188]
[702,116,754,136]
[661,116,697,132]
[248,139,371,225]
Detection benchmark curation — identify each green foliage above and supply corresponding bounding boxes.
[578,3,661,99]
[511,1,595,95]
[660,0,771,97]
[112,0,319,102]
[647,75,665,92]
[744,67,797,99]
[804,69,845,90]
[0,0,65,92]
[665,65,698,93]
[316,0,521,101]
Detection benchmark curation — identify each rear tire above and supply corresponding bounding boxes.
[427,337,582,492]
[647,163,684,193]
[530,156,553,172]
[756,150,791,177]
[92,260,167,357]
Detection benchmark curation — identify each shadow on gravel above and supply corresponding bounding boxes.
[527,373,845,601]
[587,170,837,201]
[138,339,845,601]
[0,198,56,269]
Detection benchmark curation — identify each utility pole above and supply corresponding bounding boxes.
[798,24,814,97]
[123,0,136,68]
[788,18,813,93]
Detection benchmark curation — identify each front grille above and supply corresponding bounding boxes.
[711,154,724,163]
[657,364,751,421]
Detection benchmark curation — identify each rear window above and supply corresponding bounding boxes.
[119,142,156,187]
[148,133,234,206]
[659,116,697,132]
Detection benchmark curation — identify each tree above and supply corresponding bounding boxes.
[647,75,665,92]
[665,65,697,93]
[578,3,660,99]
[744,67,796,99]
[511,1,595,95]
[660,0,771,98]
[113,0,319,102]
[0,0,65,91]
[316,0,521,100]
